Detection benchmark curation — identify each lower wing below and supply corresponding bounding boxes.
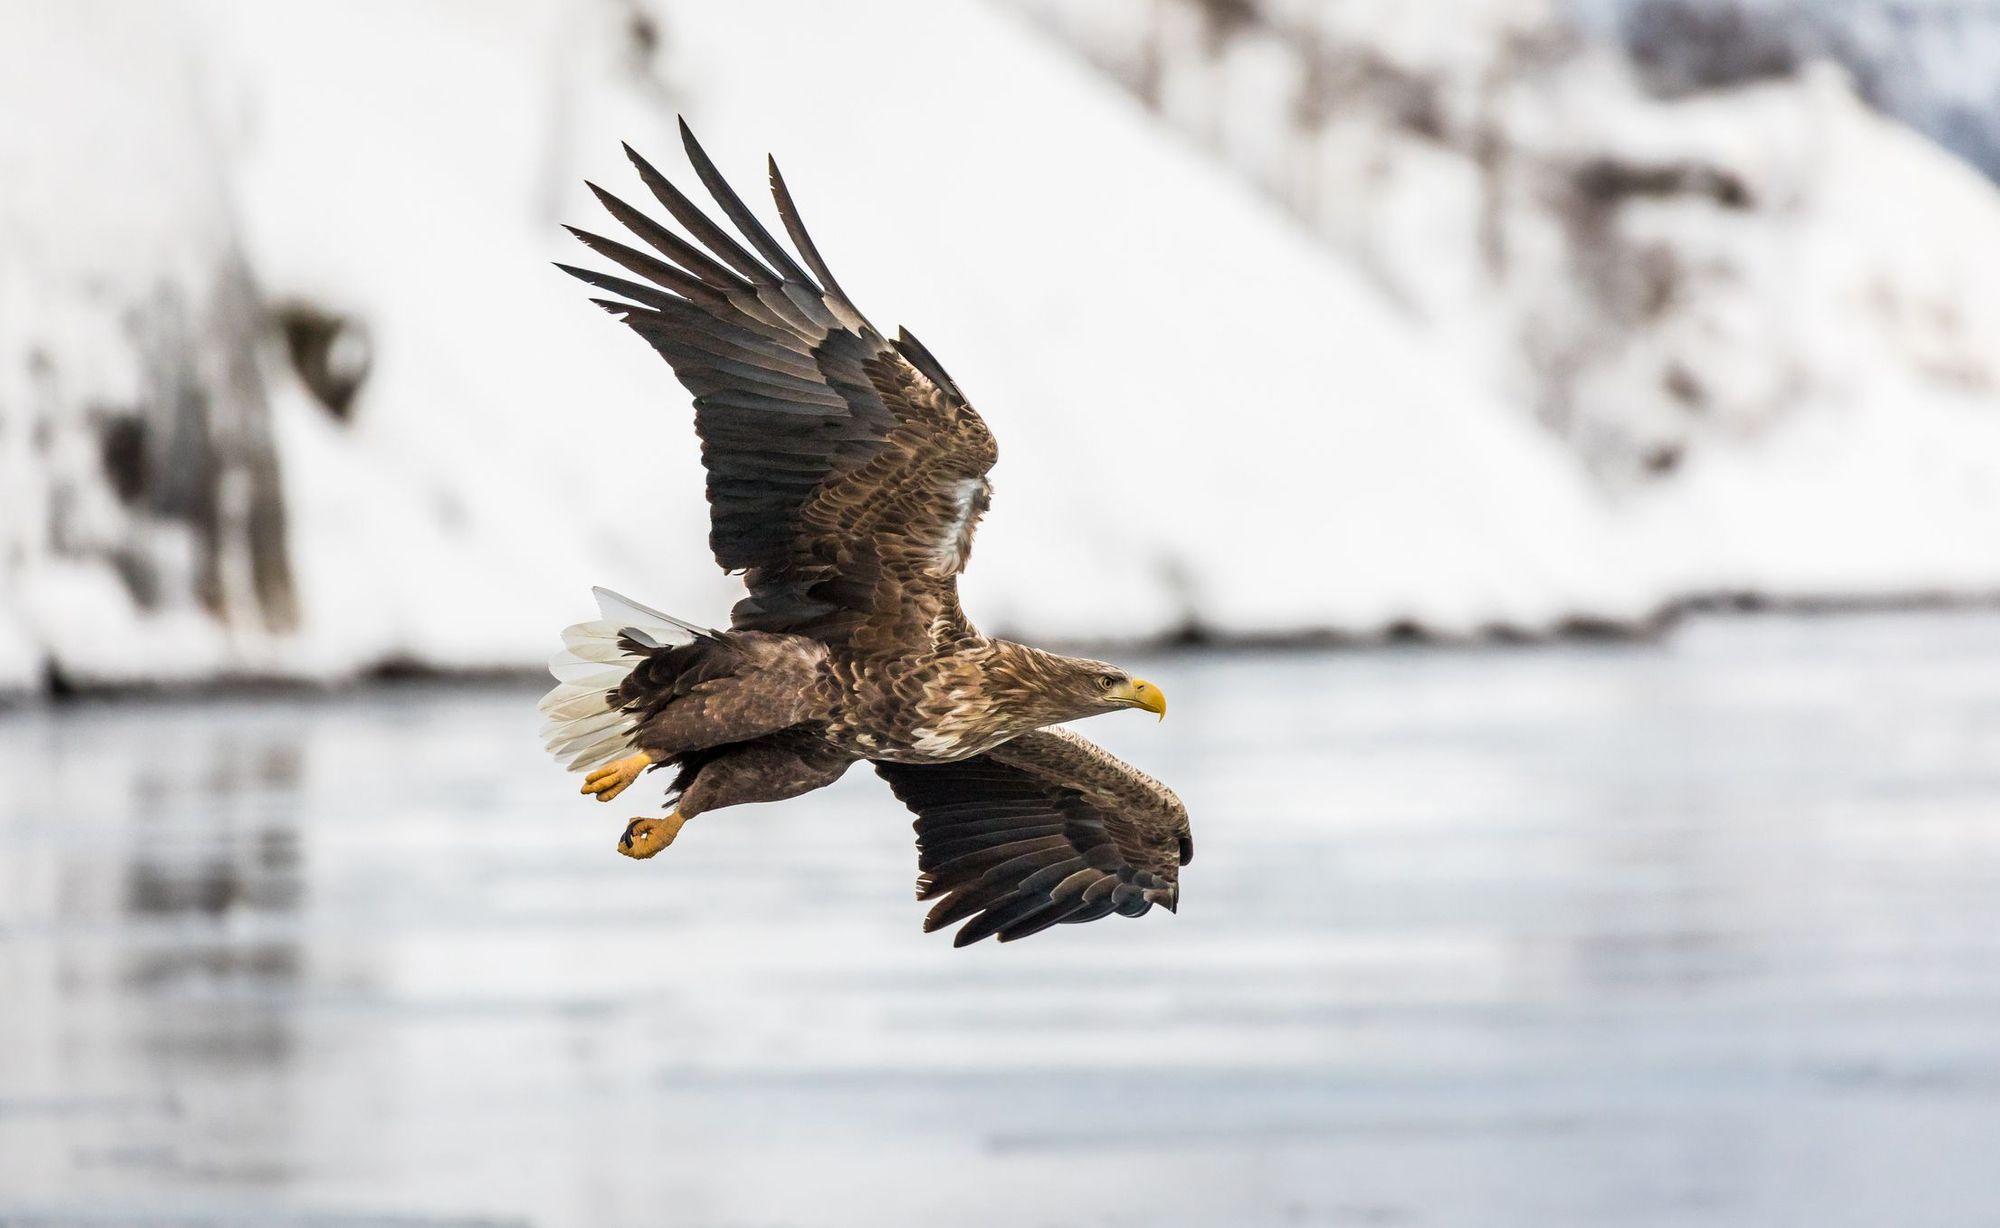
[874,727,1193,946]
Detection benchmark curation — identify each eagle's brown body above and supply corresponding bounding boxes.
[540,123,1191,945]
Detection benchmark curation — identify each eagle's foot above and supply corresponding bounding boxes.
[581,752,651,803]
[618,813,685,860]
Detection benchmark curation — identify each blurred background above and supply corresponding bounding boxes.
[3,0,2000,1224]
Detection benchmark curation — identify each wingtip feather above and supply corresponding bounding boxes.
[676,120,817,289]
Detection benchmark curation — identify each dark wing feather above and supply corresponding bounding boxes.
[563,122,997,646]
[874,728,1193,947]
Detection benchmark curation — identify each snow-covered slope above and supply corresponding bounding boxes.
[0,1,297,690]
[10,0,2000,694]
[0,0,1659,693]
[1009,0,2000,603]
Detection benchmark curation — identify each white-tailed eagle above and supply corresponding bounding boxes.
[540,122,1191,946]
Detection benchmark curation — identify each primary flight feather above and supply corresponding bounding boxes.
[542,121,1191,946]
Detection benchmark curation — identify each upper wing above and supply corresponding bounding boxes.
[560,121,997,647]
[874,727,1193,947]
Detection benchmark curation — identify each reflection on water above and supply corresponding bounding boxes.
[3,612,2000,1227]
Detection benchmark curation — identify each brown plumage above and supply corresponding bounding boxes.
[539,121,1190,945]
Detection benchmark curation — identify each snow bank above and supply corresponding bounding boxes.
[1009,0,2000,604]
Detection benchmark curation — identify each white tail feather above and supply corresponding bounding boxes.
[548,660,632,686]
[553,640,635,667]
[592,586,705,639]
[565,734,636,772]
[541,709,630,742]
[538,588,713,775]
[561,620,625,645]
[540,690,617,723]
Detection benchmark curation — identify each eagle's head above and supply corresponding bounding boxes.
[1040,655,1168,723]
[984,643,1169,731]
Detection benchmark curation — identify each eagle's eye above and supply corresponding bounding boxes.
[1096,673,1118,691]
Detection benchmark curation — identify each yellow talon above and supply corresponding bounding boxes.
[618,813,686,860]
[582,752,652,803]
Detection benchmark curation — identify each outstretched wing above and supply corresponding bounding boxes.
[561,121,997,648]
[874,728,1193,947]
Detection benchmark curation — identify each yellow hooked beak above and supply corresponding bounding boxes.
[1114,677,1167,720]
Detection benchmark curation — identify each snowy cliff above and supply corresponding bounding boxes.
[1009,0,2000,600]
[3,0,1999,693]
[1,0,1655,692]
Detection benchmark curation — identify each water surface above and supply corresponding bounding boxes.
[4,612,2000,1226]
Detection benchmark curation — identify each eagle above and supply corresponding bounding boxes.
[539,121,1192,946]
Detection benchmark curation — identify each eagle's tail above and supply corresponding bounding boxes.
[538,587,709,773]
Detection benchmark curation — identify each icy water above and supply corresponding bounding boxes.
[4,613,2000,1228]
